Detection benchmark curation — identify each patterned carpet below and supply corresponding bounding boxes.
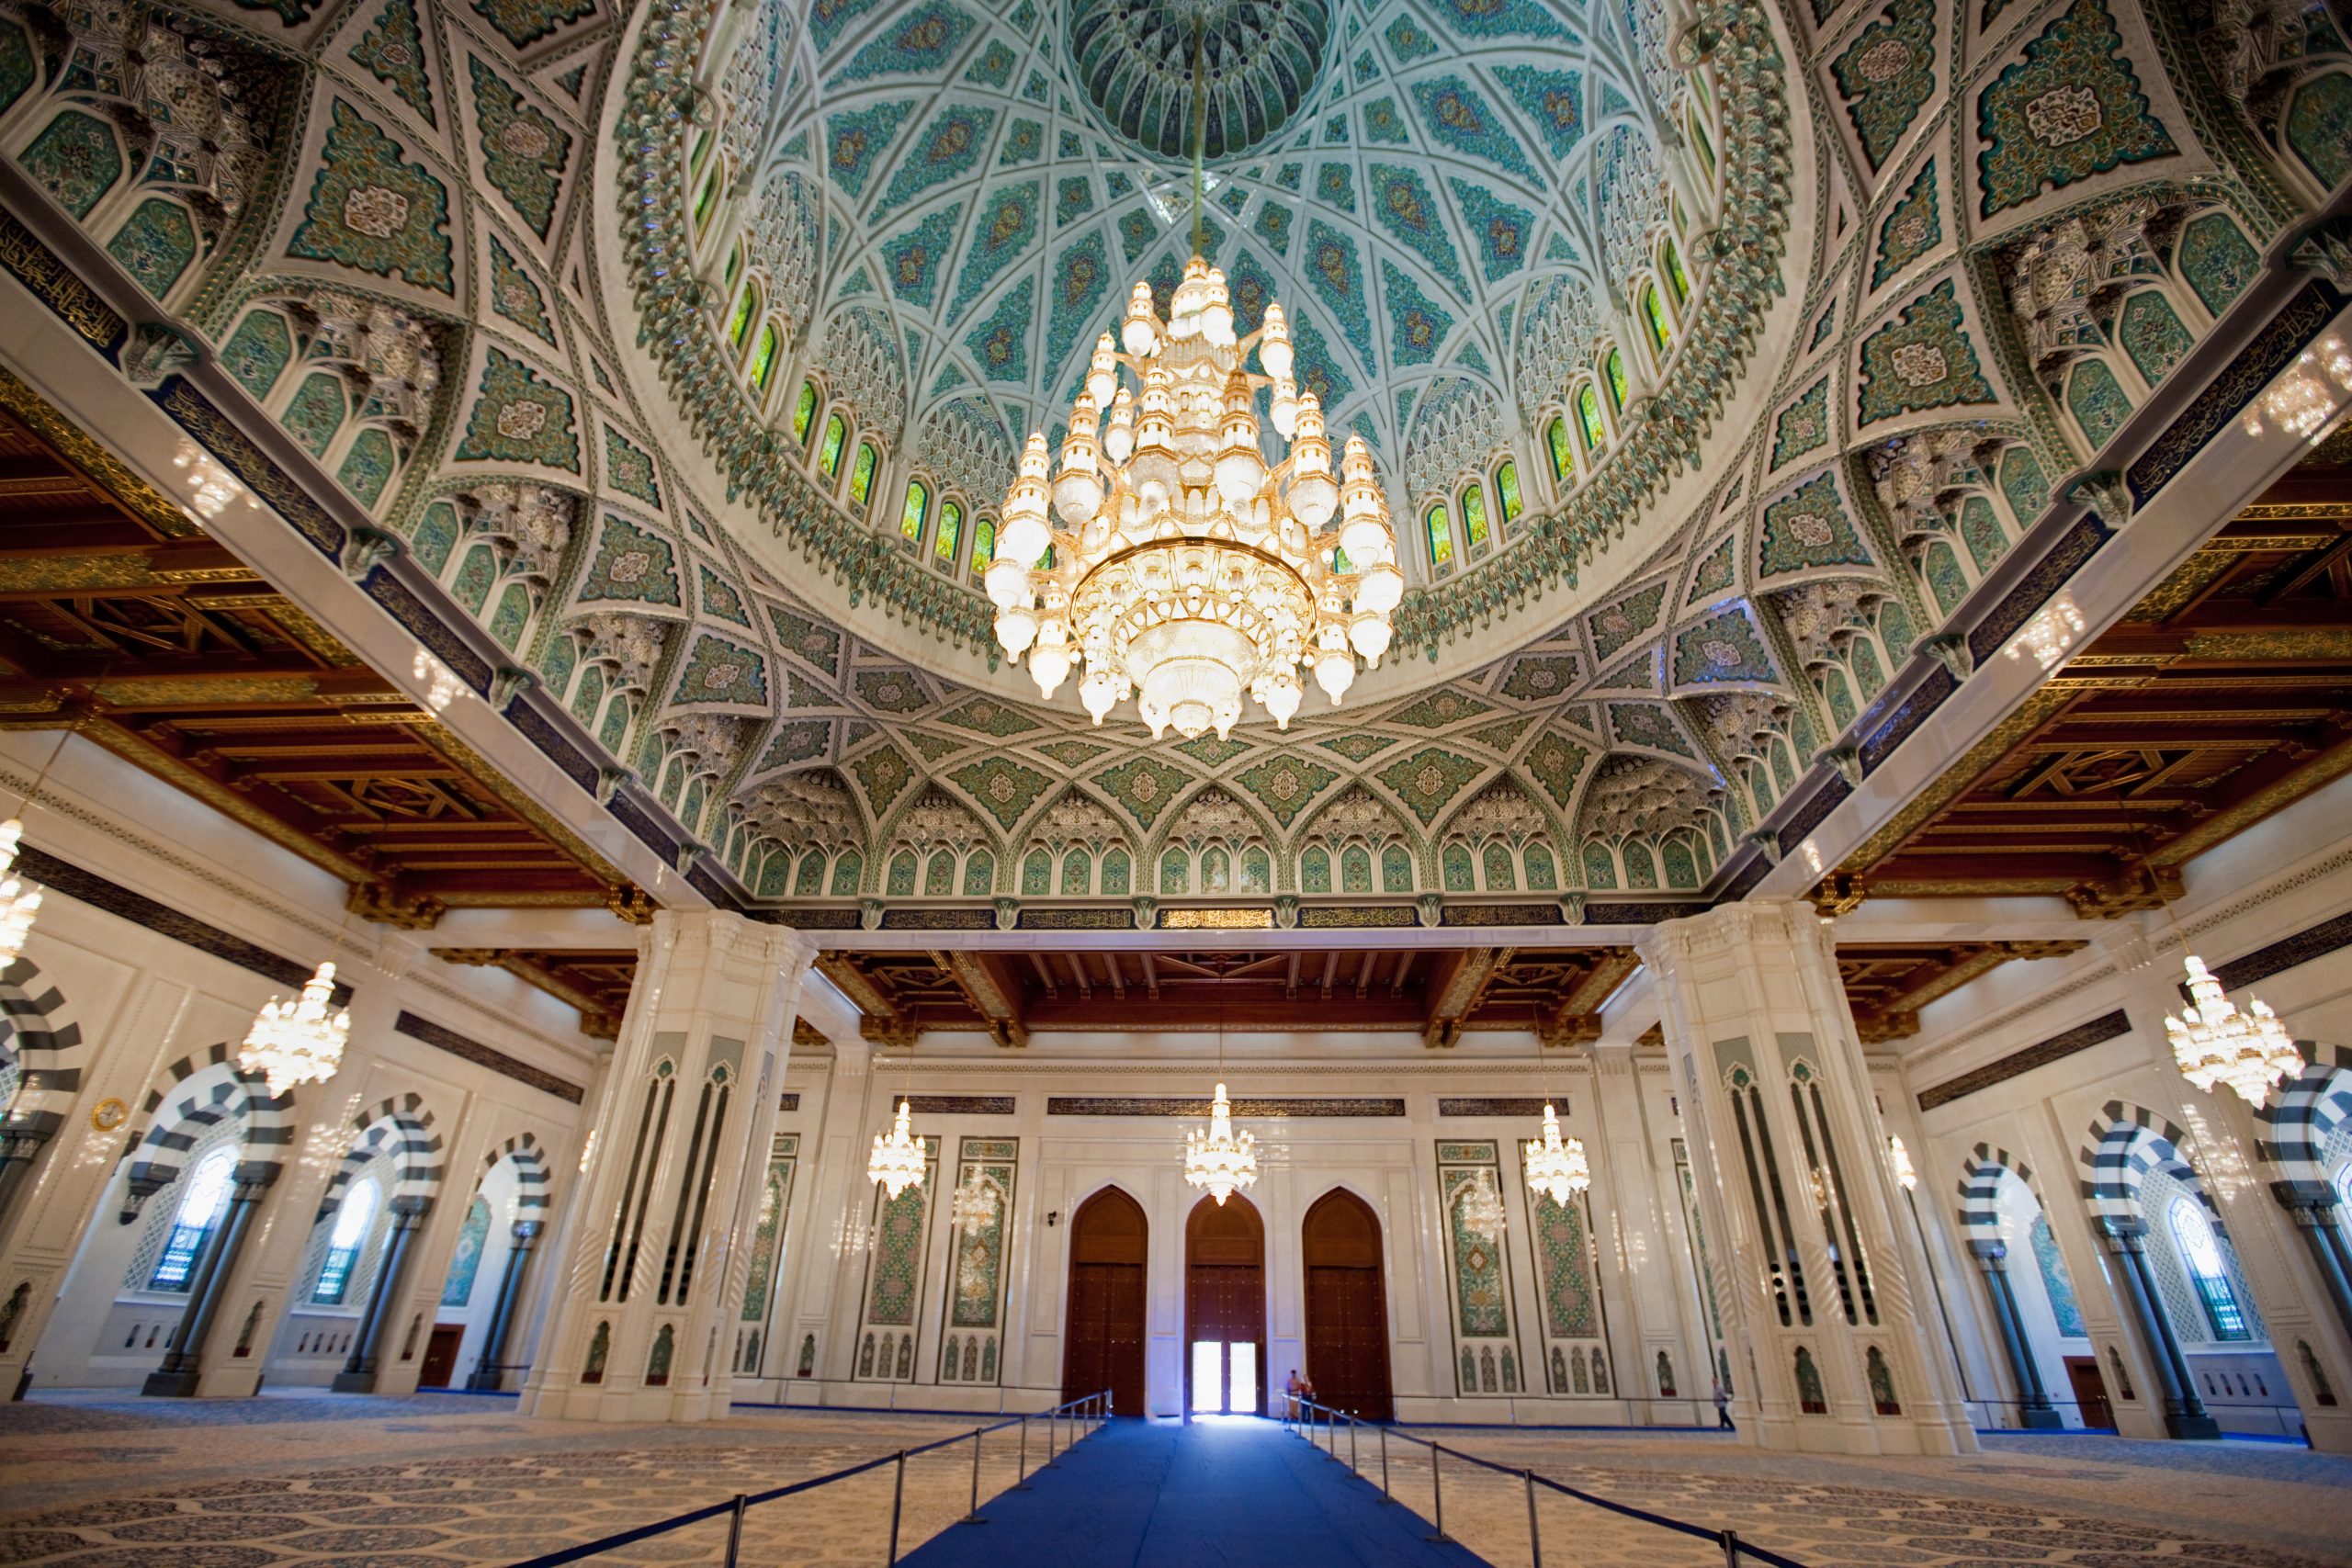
[0,1394,2346,1566]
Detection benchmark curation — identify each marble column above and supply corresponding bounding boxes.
[467,1219,543,1391]
[521,911,808,1422]
[1638,900,1975,1455]
[144,1167,278,1397]
[1967,1241,2064,1428]
[2097,1215,2221,1439]
[334,1198,430,1392]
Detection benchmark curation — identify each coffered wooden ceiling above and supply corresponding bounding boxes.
[1829,466,2352,915]
[0,399,641,926]
[1836,941,2087,1042]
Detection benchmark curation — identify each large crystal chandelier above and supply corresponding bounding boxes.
[950,1168,1000,1227]
[1183,1081,1258,1205]
[1522,1102,1591,1205]
[867,1099,928,1199]
[0,819,43,964]
[2167,954,2301,1106]
[239,962,352,1095]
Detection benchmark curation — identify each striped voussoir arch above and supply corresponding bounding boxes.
[2256,1042,2352,1197]
[317,1093,445,1220]
[481,1131,553,1215]
[0,954,85,1117]
[2077,1100,2221,1227]
[1956,1143,2040,1241]
[119,1045,294,1221]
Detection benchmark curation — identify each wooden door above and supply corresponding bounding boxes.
[1303,1190,1393,1420]
[2064,1356,2112,1429]
[1063,1188,1147,1415]
[1186,1194,1265,1415]
[417,1325,465,1389]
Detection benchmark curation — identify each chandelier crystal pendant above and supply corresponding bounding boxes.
[991,266,1402,739]
[238,961,352,1096]
[2166,953,2301,1105]
[1459,1168,1507,1245]
[1522,1101,1591,1206]
[0,819,43,964]
[867,1099,928,1199]
[1182,1081,1258,1205]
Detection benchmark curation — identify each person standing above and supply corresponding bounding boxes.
[1713,1378,1734,1431]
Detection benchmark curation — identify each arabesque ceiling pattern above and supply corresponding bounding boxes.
[0,0,2343,926]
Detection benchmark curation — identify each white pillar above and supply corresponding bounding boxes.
[1639,901,1977,1455]
[521,911,808,1422]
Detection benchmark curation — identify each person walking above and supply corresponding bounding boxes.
[1713,1378,1735,1431]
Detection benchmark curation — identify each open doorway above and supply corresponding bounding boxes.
[1186,1193,1265,1416]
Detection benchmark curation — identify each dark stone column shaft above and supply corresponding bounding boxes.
[0,1111,60,1238]
[334,1200,428,1393]
[143,1174,272,1398]
[466,1220,542,1392]
[2100,1217,2219,1440]
[1968,1241,2063,1428]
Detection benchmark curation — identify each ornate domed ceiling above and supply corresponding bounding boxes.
[0,0,2331,920]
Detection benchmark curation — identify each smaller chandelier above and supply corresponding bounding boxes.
[2167,954,2301,1106]
[0,819,41,964]
[1182,1081,1258,1205]
[950,1169,1000,1228]
[239,961,351,1096]
[1522,1102,1590,1205]
[1459,1169,1507,1244]
[867,1099,928,1199]
[1887,1134,1918,1193]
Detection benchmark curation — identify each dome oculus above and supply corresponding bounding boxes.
[1067,0,1332,160]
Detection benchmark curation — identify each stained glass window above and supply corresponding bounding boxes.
[971,513,996,571]
[1663,238,1690,303]
[1690,112,1715,180]
[818,413,845,476]
[792,382,819,446]
[694,167,720,231]
[935,500,963,565]
[747,324,777,392]
[1546,418,1574,481]
[1462,486,1489,553]
[727,284,755,348]
[1497,459,1523,520]
[150,1146,235,1292]
[1641,286,1672,354]
[1576,385,1605,449]
[900,479,928,546]
[1425,502,1453,570]
[849,443,877,506]
[1604,349,1627,411]
[723,244,742,294]
[2168,1196,2251,1340]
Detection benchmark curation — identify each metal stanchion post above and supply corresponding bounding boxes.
[965,1428,985,1524]
[1428,1446,1448,1543]
[1348,1413,1357,1473]
[886,1451,908,1566]
[1719,1529,1742,1565]
[723,1494,747,1568]
[1524,1471,1543,1568]
[1013,1416,1031,1490]
[1379,1425,1391,1502]
[1046,1406,1057,1467]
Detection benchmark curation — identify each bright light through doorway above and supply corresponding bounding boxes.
[1190,1340,1258,1415]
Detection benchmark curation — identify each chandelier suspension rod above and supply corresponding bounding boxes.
[1190,17,1207,260]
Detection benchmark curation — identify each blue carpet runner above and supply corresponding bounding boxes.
[899,1416,1491,1568]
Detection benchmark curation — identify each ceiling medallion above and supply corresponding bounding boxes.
[1182,1079,1259,1204]
[867,1098,929,1198]
[1522,1101,1590,1205]
[991,259,1402,739]
[238,962,352,1095]
[1067,0,1331,160]
[2166,953,2301,1106]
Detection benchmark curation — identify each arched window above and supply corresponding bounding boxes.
[1546,417,1574,482]
[151,1145,237,1292]
[1603,349,1628,412]
[1496,459,1523,521]
[723,244,743,296]
[791,381,820,446]
[849,442,878,507]
[1461,484,1489,555]
[726,282,758,350]
[900,479,929,547]
[1575,385,1606,450]
[971,513,996,573]
[1640,285,1672,354]
[1688,112,1716,181]
[2334,1161,2352,1220]
[314,1177,381,1305]
[1424,502,1453,572]
[817,413,847,478]
[747,323,779,394]
[934,499,964,567]
[693,164,722,233]
[1662,238,1690,304]
[2167,1196,2250,1341]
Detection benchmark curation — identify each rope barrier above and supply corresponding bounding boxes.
[504,1390,1110,1567]
[1285,1398,1812,1568]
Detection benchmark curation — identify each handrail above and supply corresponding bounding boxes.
[506,1389,1113,1567]
[1283,1396,1810,1568]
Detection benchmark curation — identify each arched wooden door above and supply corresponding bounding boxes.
[1303,1189,1393,1420]
[1062,1188,1147,1415]
[1185,1193,1265,1415]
